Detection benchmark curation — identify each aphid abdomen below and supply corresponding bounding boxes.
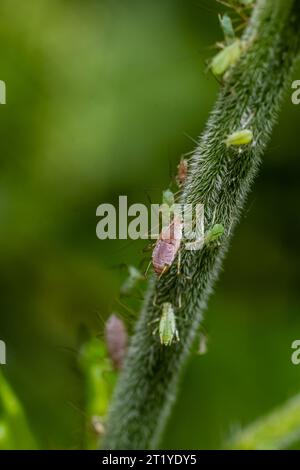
[152,240,176,275]
[226,129,253,147]
[152,216,183,275]
[159,315,173,346]
[211,39,242,77]
[158,302,179,346]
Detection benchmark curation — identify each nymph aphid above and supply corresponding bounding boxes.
[219,13,235,44]
[105,314,128,370]
[162,189,175,207]
[226,129,253,147]
[204,224,224,245]
[153,302,179,347]
[91,416,105,437]
[211,39,243,77]
[152,215,183,276]
[176,158,188,187]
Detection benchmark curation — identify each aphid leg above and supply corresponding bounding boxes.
[152,325,158,336]
[158,265,169,280]
[144,260,152,277]
[175,330,180,342]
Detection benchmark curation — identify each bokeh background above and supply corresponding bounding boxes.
[0,0,300,449]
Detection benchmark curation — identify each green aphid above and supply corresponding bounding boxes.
[204,224,224,245]
[219,13,235,44]
[162,189,175,207]
[211,39,243,77]
[120,265,144,296]
[226,129,253,147]
[158,302,179,347]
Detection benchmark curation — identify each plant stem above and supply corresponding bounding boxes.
[227,394,300,450]
[103,0,300,450]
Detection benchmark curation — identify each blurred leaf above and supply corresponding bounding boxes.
[0,373,37,449]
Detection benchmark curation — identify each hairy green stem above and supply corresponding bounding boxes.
[104,0,300,450]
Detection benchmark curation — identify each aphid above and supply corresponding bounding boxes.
[162,189,175,207]
[152,215,183,276]
[155,302,179,347]
[120,265,144,296]
[91,416,105,437]
[211,39,243,77]
[226,129,253,147]
[219,13,235,44]
[176,158,188,187]
[105,314,128,370]
[204,224,224,245]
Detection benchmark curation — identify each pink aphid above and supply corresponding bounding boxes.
[152,215,183,276]
[105,314,128,370]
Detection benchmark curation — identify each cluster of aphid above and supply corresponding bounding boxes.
[211,1,255,147]
[110,1,256,349]
[149,3,257,346]
[150,157,228,346]
[210,0,254,80]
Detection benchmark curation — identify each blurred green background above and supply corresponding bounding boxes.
[0,0,300,449]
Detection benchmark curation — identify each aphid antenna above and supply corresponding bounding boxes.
[216,0,248,22]
[115,298,136,317]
